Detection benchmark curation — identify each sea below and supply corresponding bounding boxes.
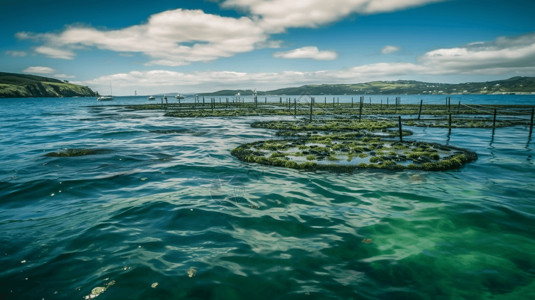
[1,95,534,299]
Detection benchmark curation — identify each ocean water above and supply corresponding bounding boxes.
[1,96,535,299]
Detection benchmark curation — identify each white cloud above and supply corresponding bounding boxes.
[381,45,400,54]
[273,46,337,60]
[221,0,444,32]
[20,9,268,66]
[19,2,444,66]
[419,32,535,73]
[83,32,535,95]
[5,50,27,57]
[23,66,56,74]
[34,46,75,60]
[54,73,76,79]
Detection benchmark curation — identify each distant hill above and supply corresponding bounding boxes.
[0,72,98,98]
[199,77,535,96]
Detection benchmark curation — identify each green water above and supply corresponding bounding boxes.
[1,97,534,299]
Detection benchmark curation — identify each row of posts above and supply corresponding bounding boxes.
[160,95,534,141]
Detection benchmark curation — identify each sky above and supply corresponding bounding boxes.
[2,0,535,95]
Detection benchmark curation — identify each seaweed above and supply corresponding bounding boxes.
[231,138,477,172]
[45,148,105,157]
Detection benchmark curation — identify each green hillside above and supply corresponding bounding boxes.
[200,77,535,96]
[0,72,98,98]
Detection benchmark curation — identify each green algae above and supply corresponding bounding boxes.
[404,118,529,128]
[251,119,396,131]
[122,102,535,119]
[231,138,477,172]
[45,148,105,157]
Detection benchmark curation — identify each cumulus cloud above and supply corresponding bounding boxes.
[5,50,27,57]
[419,32,535,73]
[19,1,444,66]
[273,46,337,60]
[221,0,444,32]
[18,9,268,66]
[54,73,76,79]
[84,32,535,95]
[23,66,56,74]
[381,45,400,54]
[34,46,75,60]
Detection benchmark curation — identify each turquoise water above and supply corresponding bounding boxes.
[1,96,535,299]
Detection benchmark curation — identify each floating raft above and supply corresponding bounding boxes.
[232,137,477,172]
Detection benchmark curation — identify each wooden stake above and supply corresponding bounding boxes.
[492,109,497,136]
[309,97,314,122]
[359,97,363,121]
[529,108,534,139]
[294,98,296,117]
[398,116,403,142]
[418,99,423,120]
[448,113,452,136]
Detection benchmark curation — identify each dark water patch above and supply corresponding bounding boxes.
[45,148,109,157]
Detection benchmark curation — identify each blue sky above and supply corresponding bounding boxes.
[2,0,535,95]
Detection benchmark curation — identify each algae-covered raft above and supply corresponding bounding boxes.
[231,138,477,172]
[232,119,477,172]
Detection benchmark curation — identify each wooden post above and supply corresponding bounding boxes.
[457,101,461,114]
[309,97,314,122]
[529,108,534,140]
[448,113,452,136]
[398,116,403,142]
[265,97,267,104]
[333,97,335,108]
[351,97,354,108]
[288,98,291,112]
[203,96,205,106]
[359,97,363,121]
[418,99,423,120]
[492,109,497,136]
[280,97,282,104]
[226,98,228,109]
[294,98,297,117]
[380,99,382,111]
[211,98,214,112]
[387,97,389,105]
